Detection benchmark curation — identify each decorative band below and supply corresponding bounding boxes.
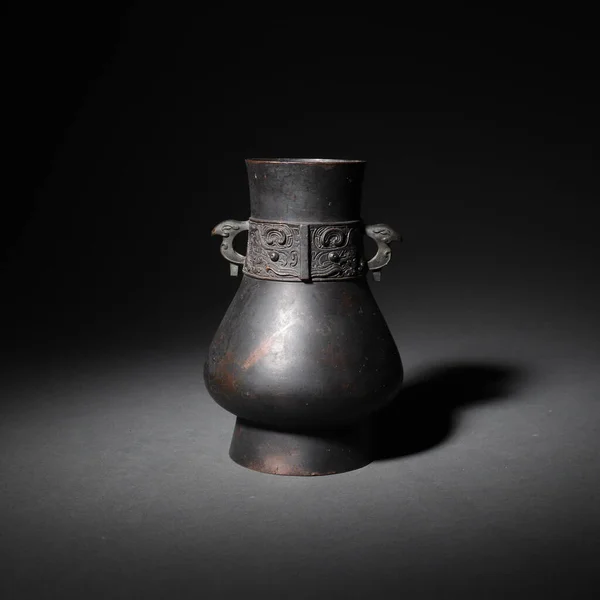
[243,219,367,281]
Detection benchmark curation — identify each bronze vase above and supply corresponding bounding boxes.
[204,158,403,475]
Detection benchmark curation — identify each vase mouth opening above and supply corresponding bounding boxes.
[246,158,365,165]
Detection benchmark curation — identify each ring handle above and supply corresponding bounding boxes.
[365,223,402,281]
[211,219,249,276]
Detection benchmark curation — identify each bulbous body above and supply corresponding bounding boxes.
[204,158,403,476]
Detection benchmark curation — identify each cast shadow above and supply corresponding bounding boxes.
[372,361,528,461]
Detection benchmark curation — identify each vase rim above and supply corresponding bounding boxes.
[246,158,365,165]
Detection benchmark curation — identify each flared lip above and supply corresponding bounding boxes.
[246,158,365,164]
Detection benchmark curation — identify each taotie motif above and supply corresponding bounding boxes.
[245,220,366,281]
[211,218,400,281]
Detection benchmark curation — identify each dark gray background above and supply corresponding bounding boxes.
[2,5,599,598]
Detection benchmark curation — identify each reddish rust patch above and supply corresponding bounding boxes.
[245,457,338,476]
[262,454,297,475]
[242,337,275,370]
[241,320,296,370]
[212,351,238,395]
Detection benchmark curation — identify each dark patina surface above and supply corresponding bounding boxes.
[205,158,402,476]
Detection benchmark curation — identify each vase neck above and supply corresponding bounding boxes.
[245,159,365,223]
